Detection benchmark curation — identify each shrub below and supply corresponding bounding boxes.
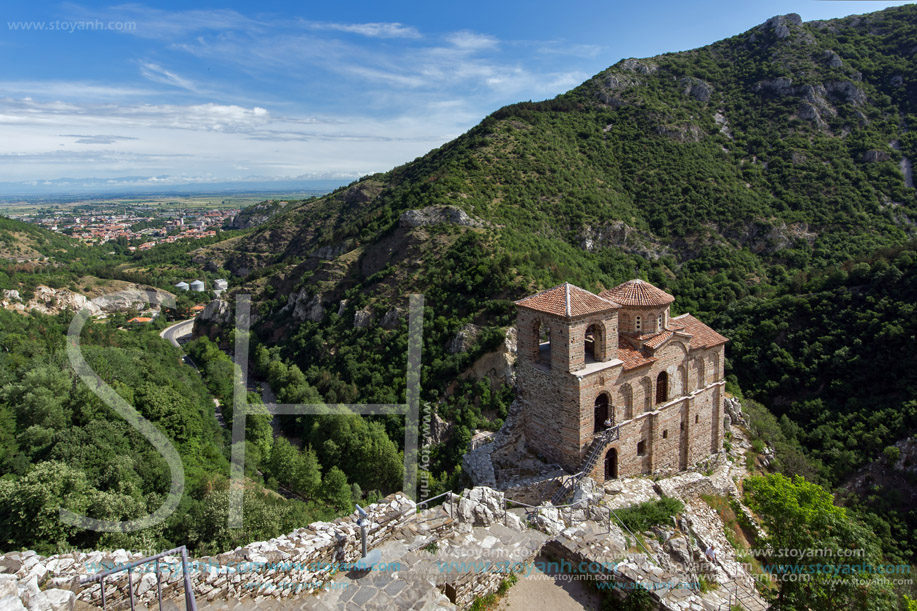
[613,497,684,533]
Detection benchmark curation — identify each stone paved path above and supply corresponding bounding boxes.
[499,554,600,611]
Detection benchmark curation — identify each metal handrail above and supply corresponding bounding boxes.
[80,545,197,611]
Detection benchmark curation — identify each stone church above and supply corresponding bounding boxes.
[514,279,728,484]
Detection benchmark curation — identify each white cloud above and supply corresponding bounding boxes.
[446,31,499,51]
[138,62,197,92]
[303,21,422,39]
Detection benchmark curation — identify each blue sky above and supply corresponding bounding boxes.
[0,1,912,190]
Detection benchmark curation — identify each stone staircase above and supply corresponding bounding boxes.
[550,425,619,505]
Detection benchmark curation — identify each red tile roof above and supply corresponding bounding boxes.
[617,340,656,370]
[600,279,675,307]
[643,330,675,349]
[672,313,728,349]
[515,283,620,318]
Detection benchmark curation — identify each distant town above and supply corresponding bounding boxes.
[7,203,239,249]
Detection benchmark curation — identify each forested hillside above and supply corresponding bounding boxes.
[191,5,917,563]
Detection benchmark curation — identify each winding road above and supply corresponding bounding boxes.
[160,318,195,347]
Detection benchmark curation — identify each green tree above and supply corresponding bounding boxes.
[744,474,895,610]
[321,466,352,511]
[295,446,322,498]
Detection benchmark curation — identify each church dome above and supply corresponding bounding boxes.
[599,279,674,307]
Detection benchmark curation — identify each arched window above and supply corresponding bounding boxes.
[620,383,634,420]
[640,377,652,412]
[594,393,611,433]
[534,321,551,368]
[657,313,663,331]
[585,323,603,362]
[635,315,642,332]
[695,358,706,388]
[656,371,668,404]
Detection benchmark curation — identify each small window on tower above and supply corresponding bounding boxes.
[637,440,646,456]
[657,314,663,330]
[695,414,699,424]
[662,429,668,439]
[635,315,642,332]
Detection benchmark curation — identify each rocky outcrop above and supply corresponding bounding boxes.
[824,49,844,68]
[92,287,172,311]
[380,308,401,330]
[461,326,517,387]
[903,157,915,189]
[353,308,374,328]
[6,286,101,317]
[619,58,657,75]
[754,13,803,41]
[199,298,232,325]
[463,399,526,488]
[310,240,355,260]
[447,323,480,354]
[679,77,712,103]
[282,289,324,322]
[724,397,747,428]
[342,181,383,206]
[225,201,289,230]
[398,206,483,229]
[578,221,666,259]
[826,80,867,106]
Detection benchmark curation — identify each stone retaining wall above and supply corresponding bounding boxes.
[0,493,420,609]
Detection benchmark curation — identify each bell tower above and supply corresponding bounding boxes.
[514,283,620,470]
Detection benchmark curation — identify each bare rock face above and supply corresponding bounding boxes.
[283,289,324,322]
[448,323,480,354]
[353,308,373,328]
[342,181,383,206]
[200,299,233,325]
[380,308,401,330]
[430,411,453,445]
[310,241,354,260]
[826,80,867,106]
[92,287,172,312]
[755,76,795,96]
[680,77,712,103]
[225,201,289,230]
[462,327,517,387]
[724,397,747,427]
[863,149,891,163]
[453,487,505,527]
[824,50,844,68]
[618,58,657,75]
[902,157,914,189]
[760,13,802,39]
[7,286,102,317]
[398,206,483,229]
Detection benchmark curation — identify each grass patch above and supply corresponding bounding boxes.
[468,573,518,611]
[613,497,684,533]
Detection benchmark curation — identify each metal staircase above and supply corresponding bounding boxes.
[551,425,619,505]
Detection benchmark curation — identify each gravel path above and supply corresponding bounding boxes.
[499,555,600,611]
